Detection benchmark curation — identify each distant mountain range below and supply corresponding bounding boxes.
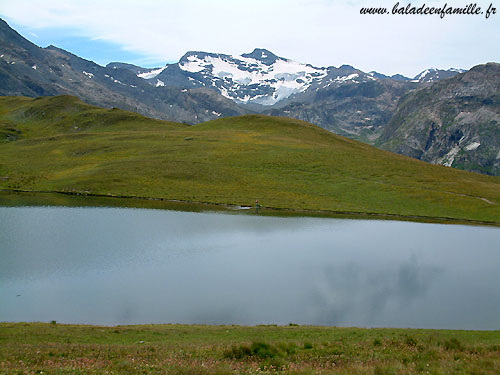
[114,50,465,106]
[0,19,246,124]
[0,18,498,176]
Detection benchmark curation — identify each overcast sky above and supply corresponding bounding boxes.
[1,0,499,77]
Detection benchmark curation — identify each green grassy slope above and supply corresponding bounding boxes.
[0,95,499,223]
[1,323,500,374]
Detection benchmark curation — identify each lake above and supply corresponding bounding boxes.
[1,203,499,329]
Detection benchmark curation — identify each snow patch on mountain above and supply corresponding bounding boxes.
[465,141,480,151]
[416,69,431,81]
[138,66,167,79]
[337,73,359,82]
[413,68,465,83]
[440,145,461,167]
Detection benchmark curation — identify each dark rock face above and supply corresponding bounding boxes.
[241,48,279,66]
[377,63,500,176]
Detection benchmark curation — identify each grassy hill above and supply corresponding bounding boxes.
[0,95,499,224]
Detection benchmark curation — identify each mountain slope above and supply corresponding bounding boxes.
[1,17,471,142]
[377,63,500,176]
[265,77,419,142]
[0,18,248,124]
[1,95,499,224]
[261,67,466,144]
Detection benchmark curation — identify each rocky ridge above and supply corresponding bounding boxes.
[377,63,500,176]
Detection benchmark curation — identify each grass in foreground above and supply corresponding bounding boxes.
[1,323,500,374]
[0,95,499,224]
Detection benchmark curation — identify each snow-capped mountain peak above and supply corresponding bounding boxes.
[176,49,328,105]
[412,67,465,83]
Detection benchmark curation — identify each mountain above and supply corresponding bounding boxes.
[0,19,247,124]
[140,52,424,110]
[137,48,328,106]
[0,17,420,137]
[390,74,412,81]
[106,62,153,76]
[137,54,467,109]
[265,76,419,142]
[0,18,463,127]
[259,67,466,143]
[4,17,496,177]
[377,63,500,176]
[1,95,499,223]
[412,68,466,83]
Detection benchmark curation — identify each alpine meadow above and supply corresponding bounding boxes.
[0,95,499,224]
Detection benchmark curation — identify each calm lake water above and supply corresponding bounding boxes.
[1,205,499,329]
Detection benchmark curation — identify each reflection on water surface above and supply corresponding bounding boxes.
[1,205,499,329]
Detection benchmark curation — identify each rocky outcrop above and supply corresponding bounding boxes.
[377,63,500,176]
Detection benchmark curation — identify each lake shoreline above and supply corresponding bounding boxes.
[2,322,499,374]
[2,187,499,227]
[0,321,497,331]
